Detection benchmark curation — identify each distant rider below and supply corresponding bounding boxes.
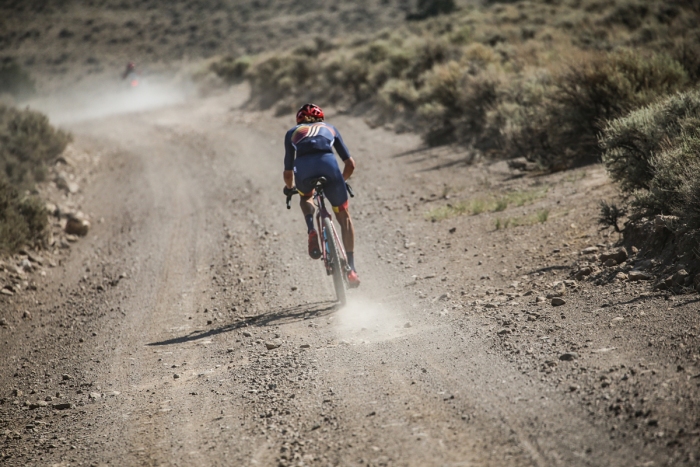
[122,61,137,80]
[283,104,360,287]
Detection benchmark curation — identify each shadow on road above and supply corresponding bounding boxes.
[147,300,338,346]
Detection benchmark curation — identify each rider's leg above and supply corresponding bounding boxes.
[335,209,355,269]
[301,194,322,260]
[299,195,315,232]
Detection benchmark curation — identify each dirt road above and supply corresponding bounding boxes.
[1,84,699,466]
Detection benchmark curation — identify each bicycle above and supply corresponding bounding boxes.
[286,177,355,305]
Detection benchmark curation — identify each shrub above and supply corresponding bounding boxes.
[601,90,700,193]
[209,55,251,84]
[407,0,457,21]
[523,49,688,171]
[602,90,700,250]
[0,58,35,99]
[0,180,47,254]
[418,61,499,146]
[0,104,72,190]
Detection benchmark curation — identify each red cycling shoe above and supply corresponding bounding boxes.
[347,270,360,288]
[308,231,322,259]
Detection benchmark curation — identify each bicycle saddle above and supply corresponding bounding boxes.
[306,176,328,187]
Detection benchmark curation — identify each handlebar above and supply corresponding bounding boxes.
[285,182,355,209]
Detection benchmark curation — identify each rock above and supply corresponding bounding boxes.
[673,269,689,286]
[563,280,576,287]
[403,321,412,328]
[600,247,628,264]
[65,217,90,236]
[0,288,13,296]
[62,374,73,381]
[581,246,599,255]
[28,401,48,409]
[19,258,33,272]
[265,341,281,350]
[497,328,511,335]
[88,392,101,400]
[551,297,566,306]
[300,344,310,349]
[603,258,618,267]
[173,373,180,379]
[615,272,628,281]
[654,214,679,232]
[559,352,579,361]
[536,296,547,304]
[52,403,72,410]
[12,389,23,397]
[242,331,252,337]
[629,270,652,281]
[574,267,593,280]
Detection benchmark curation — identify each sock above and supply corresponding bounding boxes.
[304,214,315,233]
[347,251,356,272]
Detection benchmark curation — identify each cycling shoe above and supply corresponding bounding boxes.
[308,231,322,259]
[347,270,360,288]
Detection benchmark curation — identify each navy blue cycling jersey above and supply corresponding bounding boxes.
[283,122,351,171]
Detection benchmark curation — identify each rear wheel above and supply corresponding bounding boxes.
[323,217,347,306]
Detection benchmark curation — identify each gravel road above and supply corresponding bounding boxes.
[1,84,699,466]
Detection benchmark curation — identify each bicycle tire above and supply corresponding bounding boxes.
[323,217,347,306]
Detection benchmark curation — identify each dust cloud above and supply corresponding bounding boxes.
[333,296,408,344]
[25,75,194,125]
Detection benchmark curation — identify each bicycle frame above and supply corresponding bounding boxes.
[312,184,349,278]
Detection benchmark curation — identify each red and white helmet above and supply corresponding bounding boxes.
[296,103,324,124]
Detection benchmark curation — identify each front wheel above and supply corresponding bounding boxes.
[323,217,347,306]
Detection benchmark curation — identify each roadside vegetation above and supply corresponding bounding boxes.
[0,103,71,254]
[426,186,548,221]
[213,0,700,173]
[601,90,700,261]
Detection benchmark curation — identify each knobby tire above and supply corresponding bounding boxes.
[323,217,346,306]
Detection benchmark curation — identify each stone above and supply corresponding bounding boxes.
[559,352,579,361]
[0,288,13,296]
[536,296,547,304]
[28,401,48,409]
[581,247,599,255]
[300,344,310,349]
[65,217,90,236]
[12,389,23,397]
[22,311,31,320]
[615,272,628,281]
[173,374,180,379]
[496,328,511,335]
[88,392,101,400]
[242,331,252,337]
[52,403,72,410]
[265,341,281,350]
[62,374,73,381]
[600,248,628,264]
[551,297,566,306]
[603,258,617,267]
[673,269,689,286]
[629,270,652,281]
[404,321,412,328]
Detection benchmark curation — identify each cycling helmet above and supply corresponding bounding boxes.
[296,103,324,124]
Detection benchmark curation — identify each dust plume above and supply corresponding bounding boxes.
[25,74,194,125]
[333,296,408,344]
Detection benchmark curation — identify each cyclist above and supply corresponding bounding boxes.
[283,103,360,287]
[122,61,137,80]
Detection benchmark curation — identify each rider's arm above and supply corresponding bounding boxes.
[342,157,355,181]
[331,127,351,162]
[283,130,295,189]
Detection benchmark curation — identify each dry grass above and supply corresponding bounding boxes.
[426,187,548,221]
